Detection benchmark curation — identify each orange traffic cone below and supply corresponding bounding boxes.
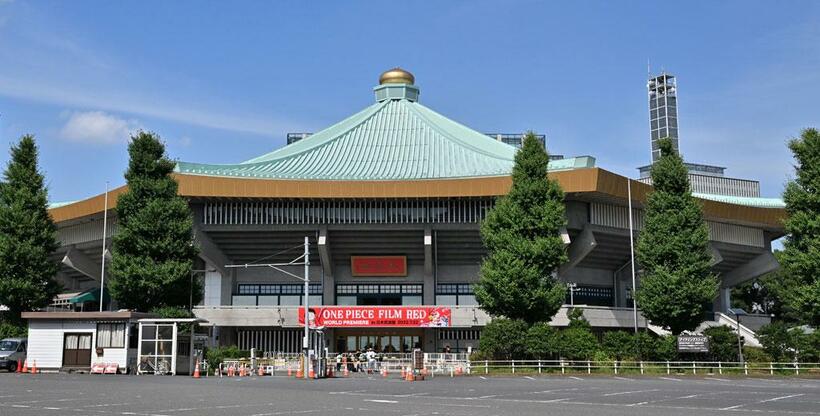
[30,360,37,374]
[227,365,234,377]
[21,359,28,373]
[258,365,265,376]
[343,365,349,377]
[296,366,304,378]
[381,367,388,377]
[400,366,406,379]
[15,359,22,373]
[455,366,463,376]
[308,366,315,379]
[405,367,414,382]
[327,364,334,378]
[192,360,201,378]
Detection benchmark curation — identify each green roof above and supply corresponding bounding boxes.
[693,193,786,209]
[175,82,592,180]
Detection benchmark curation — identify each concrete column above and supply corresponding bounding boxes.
[203,268,224,306]
[423,227,435,305]
[318,228,334,305]
[717,287,732,313]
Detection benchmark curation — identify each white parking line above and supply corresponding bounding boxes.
[569,376,583,381]
[659,377,682,382]
[524,376,536,380]
[705,377,729,382]
[603,389,658,397]
[364,399,398,404]
[479,376,487,380]
[720,393,804,410]
[613,376,632,381]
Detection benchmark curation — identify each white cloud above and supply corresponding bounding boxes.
[59,111,141,144]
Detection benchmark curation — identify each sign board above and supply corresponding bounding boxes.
[351,256,407,276]
[413,348,424,370]
[298,306,451,328]
[677,335,710,353]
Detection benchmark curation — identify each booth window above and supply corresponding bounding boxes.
[96,323,126,348]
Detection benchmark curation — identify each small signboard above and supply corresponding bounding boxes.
[412,348,424,370]
[677,335,710,353]
[351,256,407,277]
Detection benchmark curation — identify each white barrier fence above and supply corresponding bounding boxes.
[474,360,820,376]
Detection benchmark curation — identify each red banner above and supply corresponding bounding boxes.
[298,306,451,328]
[351,256,407,276]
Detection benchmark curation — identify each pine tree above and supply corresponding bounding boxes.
[635,138,718,335]
[0,135,60,323]
[780,128,820,326]
[109,132,200,311]
[474,133,567,324]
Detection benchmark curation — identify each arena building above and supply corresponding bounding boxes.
[47,68,785,353]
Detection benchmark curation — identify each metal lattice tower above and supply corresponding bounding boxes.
[648,72,679,163]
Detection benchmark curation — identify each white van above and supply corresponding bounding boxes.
[0,338,27,372]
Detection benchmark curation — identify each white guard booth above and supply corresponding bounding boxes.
[22,311,155,374]
[136,318,205,375]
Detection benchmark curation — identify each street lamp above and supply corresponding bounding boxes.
[567,282,578,306]
[728,307,747,364]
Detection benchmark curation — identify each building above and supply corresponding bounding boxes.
[47,68,785,353]
[640,71,765,199]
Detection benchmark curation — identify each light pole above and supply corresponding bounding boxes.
[627,178,638,335]
[99,182,109,312]
[567,282,578,306]
[729,308,747,364]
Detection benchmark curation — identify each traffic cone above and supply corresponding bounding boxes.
[455,366,463,376]
[296,366,304,378]
[400,366,406,379]
[308,366,315,379]
[15,360,22,373]
[228,365,234,377]
[327,364,334,378]
[258,365,265,376]
[381,367,388,377]
[30,360,37,374]
[21,359,28,373]
[192,360,201,378]
[405,367,414,382]
[343,365,349,377]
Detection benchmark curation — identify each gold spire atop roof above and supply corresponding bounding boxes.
[379,67,415,85]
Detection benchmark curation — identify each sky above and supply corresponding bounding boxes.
[0,0,818,203]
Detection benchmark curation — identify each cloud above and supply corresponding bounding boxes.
[59,111,141,144]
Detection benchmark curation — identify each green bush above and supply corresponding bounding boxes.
[558,327,599,360]
[653,335,678,361]
[479,318,528,359]
[704,325,741,362]
[205,345,249,368]
[601,331,633,360]
[757,322,796,361]
[743,346,773,363]
[0,322,26,339]
[525,322,560,359]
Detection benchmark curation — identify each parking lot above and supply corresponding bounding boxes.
[1,372,819,416]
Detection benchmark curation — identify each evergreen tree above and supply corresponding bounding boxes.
[780,128,820,326]
[474,133,567,324]
[635,138,718,334]
[0,135,60,324]
[109,132,200,311]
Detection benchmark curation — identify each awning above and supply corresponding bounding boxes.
[68,287,110,304]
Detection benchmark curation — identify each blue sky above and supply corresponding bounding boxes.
[0,0,818,202]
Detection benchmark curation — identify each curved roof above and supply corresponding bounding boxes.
[176,98,521,180]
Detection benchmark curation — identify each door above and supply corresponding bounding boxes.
[63,333,92,367]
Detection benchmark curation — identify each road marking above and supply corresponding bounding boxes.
[364,399,398,404]
[603,389,658,397]
[524,376,536,380]
[705,377,729,381]
[613,376,632,381]
[659,377,682,382]
[479,376,487,380]
[478,395,498,399]
[569,376,583,381]
[720,393,804,410]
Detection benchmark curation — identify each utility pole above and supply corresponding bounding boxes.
[99,182,109,312]
[627,179,638,334]
[303,236,310,380]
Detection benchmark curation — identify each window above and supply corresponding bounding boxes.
[96,323,126,348]
[436,283,475,305]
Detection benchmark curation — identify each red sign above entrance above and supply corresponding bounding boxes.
[351,256,407,276]
[298,306,451,328]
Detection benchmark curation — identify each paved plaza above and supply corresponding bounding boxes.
[1,372,819,416]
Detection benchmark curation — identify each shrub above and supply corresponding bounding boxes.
[525,322,560,359]
[653,335,679,361]
[757,322,796,361]
[602,331,633,360]
[704,325,741,362]
[558,327,599,360]
[479,318,528,359]
[204,345,248,368]
[742,346,773,363]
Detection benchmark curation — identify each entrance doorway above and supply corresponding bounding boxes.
[335,329,422,353]
[63,333,92,367]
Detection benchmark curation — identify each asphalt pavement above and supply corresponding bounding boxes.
[1,371,819,416]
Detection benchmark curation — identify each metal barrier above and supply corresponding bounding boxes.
[473,360,820,376]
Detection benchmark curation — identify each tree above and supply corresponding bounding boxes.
[732,254,799,323]
[635,138,719,334]
[474,132,567,324]
[757,321,797,362]
[0,135,60,324]
[109,132,200,311]
[478,318,528,359]
[780,128,820,327]
[601,331,634,360]
[556,308,600,360]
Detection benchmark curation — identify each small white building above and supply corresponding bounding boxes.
[22,311,154,373]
